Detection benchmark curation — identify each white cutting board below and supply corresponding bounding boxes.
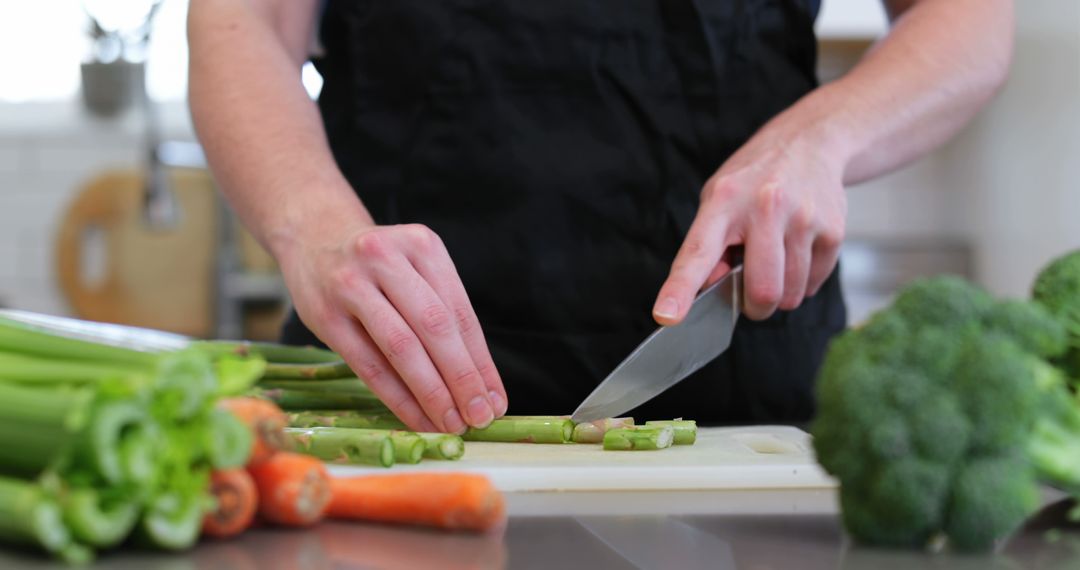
[326,426,837,492]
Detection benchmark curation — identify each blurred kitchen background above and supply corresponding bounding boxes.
[0,0,1075,340]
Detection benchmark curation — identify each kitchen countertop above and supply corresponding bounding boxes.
[1,489,1077,569]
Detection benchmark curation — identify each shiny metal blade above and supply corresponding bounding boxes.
[571,266,743,422]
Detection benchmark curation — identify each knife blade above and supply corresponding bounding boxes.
[571,265,743,422]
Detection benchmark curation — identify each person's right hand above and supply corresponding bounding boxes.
[278,222,508,433]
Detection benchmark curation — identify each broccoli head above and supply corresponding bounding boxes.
[812,275,1080,552]
[1033,249,1080,377]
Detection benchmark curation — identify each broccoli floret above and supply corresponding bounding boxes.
[984,300,1068,359]
[1033,250,1080,378]
[891,275,993,330]
[811,275,1080,552]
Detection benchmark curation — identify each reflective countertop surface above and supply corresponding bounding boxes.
[2,489,1078,569]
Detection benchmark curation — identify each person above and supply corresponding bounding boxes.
[188,0,1013,433]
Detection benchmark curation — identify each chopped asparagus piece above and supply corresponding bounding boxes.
[463,416,574,443]
[418,433,465,460]
[389,431,425,464]
[285,427,395,467]
[644,420,697,445]
[572,417,635,444]
[603,426,675,451]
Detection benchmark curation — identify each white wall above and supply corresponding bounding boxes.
[936,0,1080,297]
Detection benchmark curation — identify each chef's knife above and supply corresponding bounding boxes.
[571,265,743,422]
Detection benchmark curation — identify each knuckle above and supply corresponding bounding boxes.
[702,176,735,203]
[790,205,815,234]
[353,232,385,258]
[383,392,415,415]
[817,226,845,250]
[453,306,475,334]
[404,224,440,251]
[384,328,417,359]
[417,383,448,409]
[419,303,453,336]
[748,282,782,308]
[449,367,480,388]
[353,358,385,383]
[682,236,709,259]
[754,177,785,216]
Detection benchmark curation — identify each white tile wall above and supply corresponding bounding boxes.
[0,100,196,313]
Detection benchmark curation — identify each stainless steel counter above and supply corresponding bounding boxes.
[1,489,1077,569]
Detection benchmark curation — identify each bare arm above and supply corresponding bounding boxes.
[654,0,1013,323]
[831,0,1014,184]
[188,0,507,433]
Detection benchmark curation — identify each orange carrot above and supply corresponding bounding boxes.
[218,397,288,465]
[202,469,259,538]
[326,473,506,532]
[247,452,331,526]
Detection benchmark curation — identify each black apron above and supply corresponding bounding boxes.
[283,0,847,425]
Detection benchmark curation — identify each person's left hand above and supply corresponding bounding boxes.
[652,118,848,324]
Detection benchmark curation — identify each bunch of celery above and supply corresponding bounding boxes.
[0,313,265,562]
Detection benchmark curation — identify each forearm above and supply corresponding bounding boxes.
[187,0,372,263]
[775,0,1013,185]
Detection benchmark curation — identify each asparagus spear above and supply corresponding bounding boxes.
[287,410,408,430]
[389,431,425,464]
[603,426,675,451]
[463,416,574,443]
[418,433,465,460]
[644,420,697,445]
[254,387,386,411]
[197,340,340,364]
[571,417,635,444]
[285,427,395,467]
[258,377,375,394]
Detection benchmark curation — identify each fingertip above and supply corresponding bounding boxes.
[653,295,683,326]
[488,390,508,418]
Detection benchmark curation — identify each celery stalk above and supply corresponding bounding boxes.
[0,475,71,554]
[62,487,139,548]
[204,408,253,469]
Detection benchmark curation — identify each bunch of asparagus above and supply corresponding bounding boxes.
[230,341,697,458]
[0,314,265,562]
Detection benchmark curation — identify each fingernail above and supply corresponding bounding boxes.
[443,408,467,434]
[467,395,494,428]
[654,297,679,319]
[489,390,507,417]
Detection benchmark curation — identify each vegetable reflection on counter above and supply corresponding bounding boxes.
[812,248,1080,552]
